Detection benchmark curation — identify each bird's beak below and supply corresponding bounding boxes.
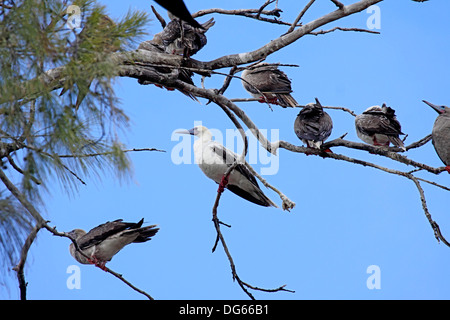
[423,100,445,114]
[175,128,195,135]
[314,97,322,107]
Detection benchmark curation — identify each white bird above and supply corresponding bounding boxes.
[177,125,276,207]
[68,218,159,270]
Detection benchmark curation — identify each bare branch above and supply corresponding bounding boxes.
[308,26,380,36]
[321,138,444,174]
[408,176,450,247]
[330,0,345,9]
[193,7,287,26]
[150,5,166,28]
[210,101,292,298]
[285,0,315,34]
[12,223,42,300]
[0,167,155,299]
[57,147,166,158]
[256,0,277,19]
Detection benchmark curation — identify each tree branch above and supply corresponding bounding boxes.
[3,0,384,105]
[0,167,155,300]
[285,0,315,34]
[210,101,292,299]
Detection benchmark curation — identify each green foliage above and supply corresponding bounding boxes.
[0,192,33,275]
[0,0,149,195]
[0,0,150,272]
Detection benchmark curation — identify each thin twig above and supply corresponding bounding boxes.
[150,5,166,28]
[210,101,292,299]
[408,176,450,247]
[57,147,166,158]
[12,222,43,300]
[285,0,315,34]
[256,0,276,19]
[0,168,155,300]
[330,0,345,9]
[192,8,289,26]
[309,26,380,36]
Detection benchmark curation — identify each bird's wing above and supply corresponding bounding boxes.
[314,112,333,141]
[357,112,403,136]
[153,0,203,29]
[209,143,275,207]
[296,108,333,141]
[210,144,259,187]
[77,219,144,250]
[248,68,292,93]
[160,19,182,47]
[131,225,160,243]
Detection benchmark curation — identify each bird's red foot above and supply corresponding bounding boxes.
[88,256,108,271]
[319,148,333,158]
[445,166,450,174]
[218,175,229,194]
[258,97,279,105]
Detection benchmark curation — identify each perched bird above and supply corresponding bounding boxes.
[153,0,204,29]
[155,14,215,57]
[137,39,198,101]
[68,218,159,270]
[294,98,333,151]
[241,63,299,108]
[423,100,450,173]
[60,14,120,110]
[355,104,406,151]
[177,125,276,207]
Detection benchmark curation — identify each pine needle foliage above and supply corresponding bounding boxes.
[0,0,149,271]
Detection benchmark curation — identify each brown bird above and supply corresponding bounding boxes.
[355,104,406,151]
[241,63,299,108]
[294,98,333,151]
[137,39,198,101]
[68,218,159,270]
[423,100,450,173]
[155,14,215,57]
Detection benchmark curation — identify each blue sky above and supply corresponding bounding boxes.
[2,0,450,300]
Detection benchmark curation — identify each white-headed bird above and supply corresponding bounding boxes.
[177,125,276,207]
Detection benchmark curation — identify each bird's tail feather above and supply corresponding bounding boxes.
[201,18,215,31]
[389,136,406,151]
[132,225,159,243]
[276,93,298,108]
[227,185,277,208]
